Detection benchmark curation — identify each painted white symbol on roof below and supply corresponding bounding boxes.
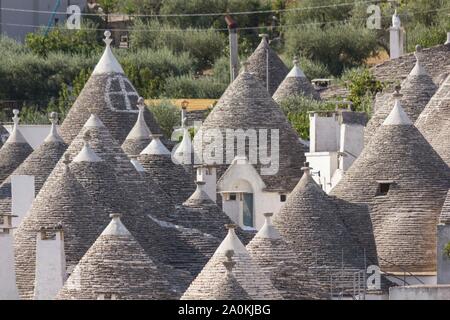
[105,75,139,113]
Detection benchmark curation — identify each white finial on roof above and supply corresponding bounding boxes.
[259,33,269,44]
[84,114,105,128]
[301,162,312,174]
[256,212,282,239]
[186,181,211,202]
[6,109,27,143]
[287,55,306,78]
[216,224,247,254]
[72,131,103,162]
[92,30,125,75]
[140,136,171,155]
[392,9,401,28]
[409,45,427,76]
[172,107,193,165]
[44,112,63,143]
[126,97,151,140]
[383,88,413,125]
[102,214,131,236]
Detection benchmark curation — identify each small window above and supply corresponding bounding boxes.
[376,183,391,196]
[280,194,287,202]
[229,193,237,201]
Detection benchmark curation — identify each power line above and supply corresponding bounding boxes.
[1,7,449,33]
[0,1,379,18]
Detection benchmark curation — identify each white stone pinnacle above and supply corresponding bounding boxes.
[44,112,63,143]
[92,30,124,75]
[102,214,131,236]
[383,98,413,126]
[256,212,282,239]
[141,136,171,155]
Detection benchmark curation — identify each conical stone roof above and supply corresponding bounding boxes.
[247,213,328,300]
[272,57,320,102]
[56,114,174,220]
[0,110,33,183]
[138,136,196,205]
[121,97,152,157]
[415,66,450,166]
[0,113,66,219]
[14,154,109,299]
[58,117,207,279]
[194,64,305,192]
[58,31,162,144]
[57,215,176,300]
[331,99,450,272]
[182,249,251,300]
[365,46,437,144]
[182,224,282,300]
[274,165,378,275]
[440,190,450,224]
[246,35,289,95]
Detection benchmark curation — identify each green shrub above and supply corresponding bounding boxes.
[341,67,384,114]
[406,23,448,53]
[148,100,181,137]
[117,47,195,98]
[25,21,102,57]
[285,23,378,76]
[130,19,226,70]
[278,95,336,140]
[282,56,331,80]
[161,74,227,99]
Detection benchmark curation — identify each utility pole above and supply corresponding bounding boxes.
[225,15,239,82]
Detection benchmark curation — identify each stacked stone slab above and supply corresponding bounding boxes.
[138,136,196,205]
[0,110,33,183]
[58,31,162,144]
[247,213,328,300]
[121,97,152,157]
[182,225,282,300]
[331,99,450,273]
[365,46,437,145]
[272,57,320,102]
[415,68,450,166]
[274,166,379,281]
[194,63,306,193]
[0,113,67,218]
[57,215,176,300]
[246,35,289,95]
[14,154,110,299]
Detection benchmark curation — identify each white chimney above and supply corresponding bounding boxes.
[389,10,405,59]
[196,165,217,203]
[33,227,66,300]
[0,214,20,300]
[11,175,35,229]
